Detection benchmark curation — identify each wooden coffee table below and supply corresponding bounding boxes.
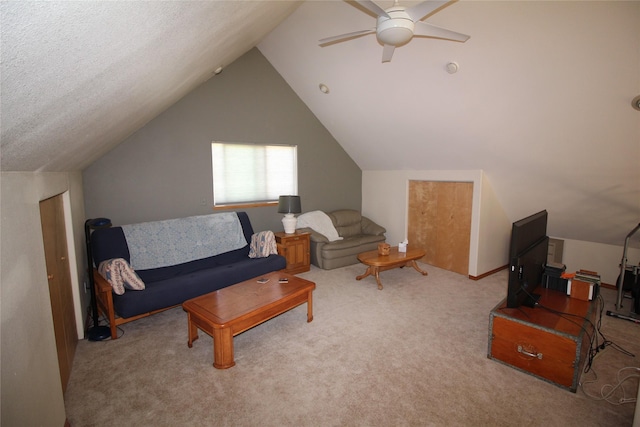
[182,271,315,369]
[356,246,428,290]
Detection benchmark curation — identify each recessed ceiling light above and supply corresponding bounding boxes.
[632,95,640,111]
[319,83,330,94]
[446,62,459,74]
[213,66,223,75]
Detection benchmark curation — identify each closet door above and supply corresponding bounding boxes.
[407,181,472,275]
[40,194,77,393]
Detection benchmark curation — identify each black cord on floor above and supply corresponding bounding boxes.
[536,293,634,373]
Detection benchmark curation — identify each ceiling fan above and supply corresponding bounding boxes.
[319,0,470,63]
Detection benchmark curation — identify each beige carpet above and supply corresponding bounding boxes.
[65,263,639,426]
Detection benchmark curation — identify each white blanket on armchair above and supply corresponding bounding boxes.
[296,210,343,242]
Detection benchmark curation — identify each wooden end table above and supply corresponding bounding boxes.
[275,231,310,274]
[182,271,315,368]
[356,246,428,290]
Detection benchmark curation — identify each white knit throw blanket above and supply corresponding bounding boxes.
[122,212,246,270]
[296,210,343,241]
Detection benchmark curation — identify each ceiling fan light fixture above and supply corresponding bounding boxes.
[376,11,414,46]
[319,0,469,63]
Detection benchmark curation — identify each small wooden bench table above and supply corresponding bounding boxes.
[356,246,428,290]
[183,271,315,369]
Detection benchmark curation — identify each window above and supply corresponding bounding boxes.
[212,142,298,207]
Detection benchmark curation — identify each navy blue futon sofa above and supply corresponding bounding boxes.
[90,211,286,339]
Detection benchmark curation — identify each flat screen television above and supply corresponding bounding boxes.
[507,210,549,308]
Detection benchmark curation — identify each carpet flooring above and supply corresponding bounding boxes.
[64,263,639,426]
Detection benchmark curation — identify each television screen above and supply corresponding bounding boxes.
[508,210,548,260]
[506,210,549,308]
[507,236,549,308]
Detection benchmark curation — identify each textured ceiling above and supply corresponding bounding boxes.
[1,1,639,248]
[0,0,301,171]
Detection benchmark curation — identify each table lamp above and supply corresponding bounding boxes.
[277,195,301,234]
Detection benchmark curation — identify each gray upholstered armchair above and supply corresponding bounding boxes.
[297,209,386,270]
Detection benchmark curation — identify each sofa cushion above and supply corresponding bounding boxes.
[113,254,286,318]
[361,216,386,236]
[91,227,131,266]
[320,235,386,260]
[328,210,363,238]
[135,248,242,283]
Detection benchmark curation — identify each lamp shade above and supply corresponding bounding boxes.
[277,195,301,214]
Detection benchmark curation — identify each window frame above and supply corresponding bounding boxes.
[211,141,298,210]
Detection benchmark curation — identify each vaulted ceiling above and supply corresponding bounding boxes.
[0,1,302,171]
[1,1,639,248]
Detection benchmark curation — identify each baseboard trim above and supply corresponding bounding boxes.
[468,266,615,290]
[469,265,508,281]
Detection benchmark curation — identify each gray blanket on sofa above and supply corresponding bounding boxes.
[122,212,246,270]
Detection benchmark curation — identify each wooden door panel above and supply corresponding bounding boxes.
[408,181,472,275]
[40,194,77,393]
[438,182,472,274]
[408,181,437,262]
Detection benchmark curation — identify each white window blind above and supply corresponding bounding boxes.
[212,142,298,206]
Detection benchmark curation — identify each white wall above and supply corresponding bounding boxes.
[363,169,639,285]
[1,171,86,426]
[362,169,510,277]
[477,173,511,275]
[260,1,640,252]
[561,238,640,287]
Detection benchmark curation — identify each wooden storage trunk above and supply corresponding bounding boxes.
[488,288,595,392]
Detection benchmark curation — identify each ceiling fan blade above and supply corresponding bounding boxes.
[319,29,376,46]
[405,0,450,22]
[381,44,395,63]
[414,21,470,42]
[354,0,390,18]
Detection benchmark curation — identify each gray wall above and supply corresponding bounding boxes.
[83,48,361,232]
